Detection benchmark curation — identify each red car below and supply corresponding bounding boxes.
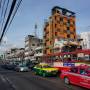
[60,65,90,89]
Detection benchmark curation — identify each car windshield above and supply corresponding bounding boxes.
[19,65,26,67]
[87,68,90,71]
[86,68,90,73]
[71,67,78,73]
[42,65,51,68]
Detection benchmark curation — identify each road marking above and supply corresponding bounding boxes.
[0,74,16,90]
[0,74,7,83]
[5,76,17,90]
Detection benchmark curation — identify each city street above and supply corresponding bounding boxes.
[0,0,90,90]
[0,65,86,90]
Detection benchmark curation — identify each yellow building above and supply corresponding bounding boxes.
[43,6,76,54]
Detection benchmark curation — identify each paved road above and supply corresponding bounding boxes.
[0,66,87,90]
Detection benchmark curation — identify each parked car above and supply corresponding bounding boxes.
[33,63,58,77]
[15,64,29,72]
[60,64,90,89]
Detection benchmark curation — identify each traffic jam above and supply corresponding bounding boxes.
[1,49,90,89]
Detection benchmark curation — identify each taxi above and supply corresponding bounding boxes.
[33,63,58,77]
[60,64,90,89]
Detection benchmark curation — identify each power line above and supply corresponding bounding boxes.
[0,0,2,9]
[1,0,5,19]
[0,0,23,44]
[0,0,17,43]
[4,0,22,39]
[0,0,9,36]
[0,0,2,23]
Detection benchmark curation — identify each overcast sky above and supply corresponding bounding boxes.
[1,0,90,51]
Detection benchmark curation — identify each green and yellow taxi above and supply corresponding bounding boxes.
[33,63,58,77]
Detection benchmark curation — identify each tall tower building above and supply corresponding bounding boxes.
[43,6,76,54]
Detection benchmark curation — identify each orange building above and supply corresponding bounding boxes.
[43,6,76,54]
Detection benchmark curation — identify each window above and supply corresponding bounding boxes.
[57,29,60,32]
[57,20,60,23]
[63,23,66,25]
[55,32,57,36]
[43,65,51,68]
[67,23,70,27]
[64,30,66,33]
[57,10,60,13]
[30,49,33,51]
[36,65,42,68]
[39,50,42,53]
[74,28,76,32]
[67,20,70,27]
[50,41,52,44]
[37,44,39,46]
[60,17,63,21]
[71,68,78,73]
[73,21,75,25]
[50,49,52,53]
[74,36,76,39]
[32,44,35,46]
[55,16,56,20]
[55,24,57,28]
[44,43,46,46]
[67,34,70,38]
[36,50,38,54]
[80,69,86,75]
[67,27,69,30]
[44,50,46,54]
[68,20,70,23]
[67,30,70,34]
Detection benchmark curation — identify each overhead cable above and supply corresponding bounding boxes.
[0,0,17,43]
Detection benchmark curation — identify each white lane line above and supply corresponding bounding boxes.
[0,74,16,90]
[0,74,7,83]
[5,76,17,90]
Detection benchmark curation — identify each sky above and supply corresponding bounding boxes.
[1,0,90,52]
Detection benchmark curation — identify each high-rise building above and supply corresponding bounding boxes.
[80,32,90,49]
[43,6,76,54]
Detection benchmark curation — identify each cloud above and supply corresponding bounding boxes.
[0,36,18,53]
[2,36,8,44]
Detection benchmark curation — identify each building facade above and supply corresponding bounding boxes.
[25,35,42,60]
[43,6,76,55]
[5,48,25,61]
[80,32,90,49]
[34,46,43,62]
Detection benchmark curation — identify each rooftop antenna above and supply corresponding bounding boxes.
[34,23,37,38]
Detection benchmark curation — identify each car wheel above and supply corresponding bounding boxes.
[42,73,46,77]
[64,77,70,84]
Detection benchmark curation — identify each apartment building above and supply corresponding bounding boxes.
[34,46,43,62]
[25,35,42,60]
[80,32,90,49]
[43,6,76,54]
[5,48,25,61]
